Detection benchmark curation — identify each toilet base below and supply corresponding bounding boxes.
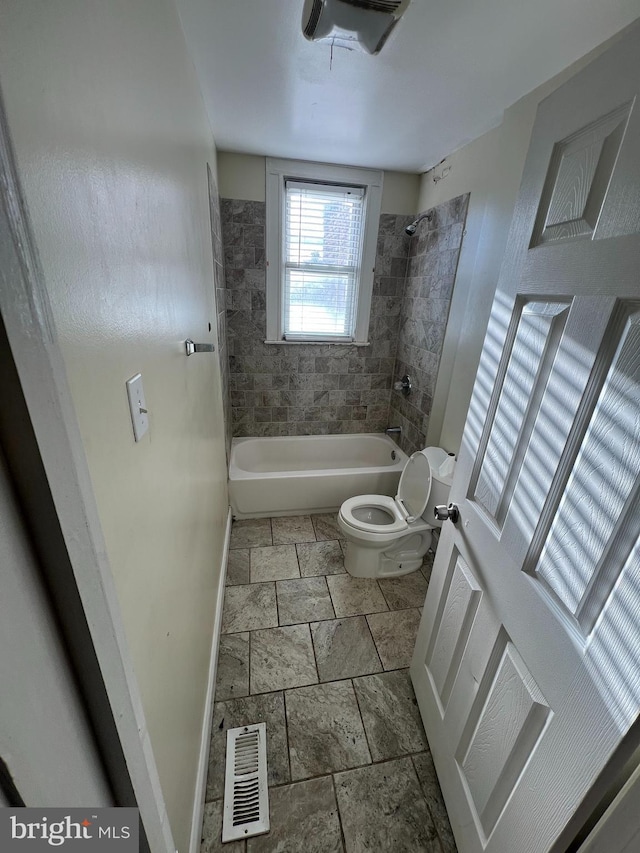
[342,530,431,579]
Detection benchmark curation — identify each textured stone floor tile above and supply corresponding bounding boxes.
[227,549,251,586]
[413,752,458,853]
[215,633,249,701]
[246,776,343,853]
[277,577,335,625]
[250,544,300,582]
[353,669,426,760]
[312,513,343,541]
[271,515,316,545]
[367,609,422,670]
[201,800,245,853]
[326,575,388,618]
[378,571,429,610]
[250,624,318,693]
[334,758,440,853]
[230,518,272,549]
[311,616,382,682]
[297,541,346,577]
[206,692,289,801]
[222,584,278,634]
[285,680,371,780]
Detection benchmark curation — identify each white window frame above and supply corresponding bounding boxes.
[265,157,383,345]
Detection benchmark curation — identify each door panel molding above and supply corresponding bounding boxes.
[524,300,640,583]
[456,632,551,841]
[425,552,482,715]
[530,100,634,247]
[472,299,570,524]
[411,23,640,853]
[536,310,640,621]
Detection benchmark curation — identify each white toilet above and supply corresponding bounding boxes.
[338,446,455,578]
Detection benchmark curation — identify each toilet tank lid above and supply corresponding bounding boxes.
[420,446,455,486]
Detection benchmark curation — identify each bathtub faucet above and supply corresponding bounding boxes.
[385,427,402,436]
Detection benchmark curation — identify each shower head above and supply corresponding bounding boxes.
[404,211,433,236]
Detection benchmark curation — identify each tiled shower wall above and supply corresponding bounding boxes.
[390,194,469,455]
[207,167,232,459]
[220,195,468,445]
[221,200,413,436]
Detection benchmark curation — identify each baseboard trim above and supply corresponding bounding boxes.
[188,506,232,853]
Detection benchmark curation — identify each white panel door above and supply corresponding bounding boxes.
[411,25,640,853]
[0,446,112,806]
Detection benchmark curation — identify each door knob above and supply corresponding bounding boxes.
[434,503,460,524]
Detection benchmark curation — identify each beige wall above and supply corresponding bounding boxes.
[382,171,421,216]
[218,152,267,201]
[218,151,420,213]
[0,2,228,850]
[421,31,629,453]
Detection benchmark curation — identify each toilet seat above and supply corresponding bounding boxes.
[339,450,434,536]
[340,494,408,535]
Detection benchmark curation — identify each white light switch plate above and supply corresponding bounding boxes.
[126,373,149,442]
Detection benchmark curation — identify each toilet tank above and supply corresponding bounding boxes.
[420,447,456,527]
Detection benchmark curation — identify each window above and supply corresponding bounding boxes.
[266,159,383,344]
[284,181,363,340]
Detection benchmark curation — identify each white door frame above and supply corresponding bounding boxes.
[577,751,640,853]
[0,442,113,807]
[0,85,174,852]
[555,720,640,852]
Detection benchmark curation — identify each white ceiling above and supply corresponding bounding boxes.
[176,0,640,173]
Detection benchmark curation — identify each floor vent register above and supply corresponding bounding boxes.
[222,723,270,843]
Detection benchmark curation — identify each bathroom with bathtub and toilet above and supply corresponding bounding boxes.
[2,4,640,853]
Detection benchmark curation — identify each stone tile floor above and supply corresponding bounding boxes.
[202,514,456,853]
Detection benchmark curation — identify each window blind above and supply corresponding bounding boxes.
[283,180,366,340]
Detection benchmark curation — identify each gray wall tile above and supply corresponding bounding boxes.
[390,194,469,455]
[221,196,468,445]
[207,168,232,460]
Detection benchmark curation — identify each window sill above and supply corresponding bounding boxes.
[263,340,370,347]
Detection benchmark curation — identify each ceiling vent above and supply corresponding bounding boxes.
[302,0,412,55]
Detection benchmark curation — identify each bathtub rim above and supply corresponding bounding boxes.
[229,432,407,481]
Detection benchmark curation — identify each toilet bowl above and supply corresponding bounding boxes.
[338,446,455,578]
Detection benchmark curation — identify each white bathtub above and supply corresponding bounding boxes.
[229,433,408,519]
